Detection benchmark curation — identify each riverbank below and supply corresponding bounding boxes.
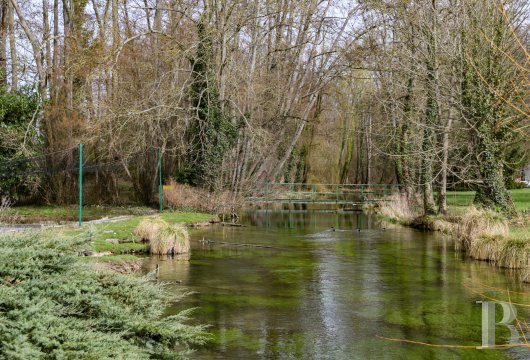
[0,206,214,269]
[376,190,530,280]
[64,211,214,262]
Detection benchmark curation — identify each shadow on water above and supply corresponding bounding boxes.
[142,210,530,360]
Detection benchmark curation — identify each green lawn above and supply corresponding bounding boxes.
[509,227,530,241]
[445,189,530,243]
[62,211,214,254]
[446,189,530,213]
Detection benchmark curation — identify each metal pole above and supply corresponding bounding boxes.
[158,148,163,212]
[78,143,83,226]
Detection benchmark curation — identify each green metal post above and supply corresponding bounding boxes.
[361,184,364,202]
[78,143,83,226]
[158,148,163,212]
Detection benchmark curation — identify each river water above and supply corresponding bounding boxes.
[143,210,530,359]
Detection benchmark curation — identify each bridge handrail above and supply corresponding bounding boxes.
[265,183,402,187]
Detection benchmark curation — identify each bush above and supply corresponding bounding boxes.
[0,231,207,358]
[163,178,242,215]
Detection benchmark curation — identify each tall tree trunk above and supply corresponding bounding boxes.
[10,0,46,94]
[7,0,15,90]
[42,0,52,99]
[365,112,372,184]
[0,0,7,86]
[421,0,439,215]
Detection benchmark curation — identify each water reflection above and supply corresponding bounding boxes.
[150,211,530,359]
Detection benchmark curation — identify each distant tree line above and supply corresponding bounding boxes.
[0,0,527,215]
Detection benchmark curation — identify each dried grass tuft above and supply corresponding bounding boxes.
[134,217,166,241]
[0,196,19,224]
[134,217,191,255]
[455,207,529,269]
[468,234,504,262]
[497,239,530,269]
[456,207,509,251]
[378,193,421,221]
[150,223,190,255]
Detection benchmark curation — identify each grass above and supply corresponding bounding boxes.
[134,217,167,240]
[446,189,530,213]
[149,223,190,255]
[456,207,509,251]
[64,211,213,254]
[510,227,530,240]
[134,217,191,255]
[164,178,242,214]
[77,254,142,262]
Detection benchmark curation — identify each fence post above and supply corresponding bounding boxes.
[78,143,83,226]
[158,147,163,213]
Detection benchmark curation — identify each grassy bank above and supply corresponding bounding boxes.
[0,230,208,358]
[64,211,213,258]
[377,190,530,279]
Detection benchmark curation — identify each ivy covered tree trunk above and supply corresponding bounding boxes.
[186,12,237,190]
[462,1,517,215]
[473,123,514,214]
[420,0,439,216]
[394,58,416,198]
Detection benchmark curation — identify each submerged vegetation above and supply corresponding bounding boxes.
[377,191,530,276]
[0,231,208,358]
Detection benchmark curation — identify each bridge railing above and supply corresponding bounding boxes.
[248,183,402,204]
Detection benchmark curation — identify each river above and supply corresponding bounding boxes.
[143,210,530,359]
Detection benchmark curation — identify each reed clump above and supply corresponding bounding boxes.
[456,207,509,251]
[134,216,166,241]
[455,207,529,268]
[150,223,190,255]
[378,193,420,223]
[134,217,190,255]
